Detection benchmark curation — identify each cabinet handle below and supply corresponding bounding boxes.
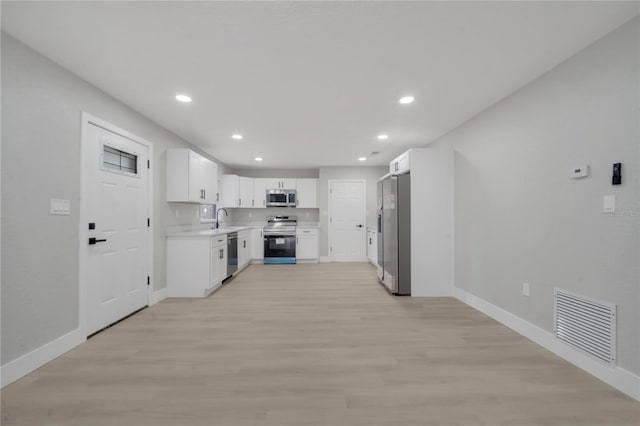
[297,237,299,244]
[239,198,241,206]
[216,193,219,202]
[263,199,265,206]
[252,199,254,207]
[369,238,372,244]
[203,189,206,200]
[243,240,246,248]
[219,248,223,259]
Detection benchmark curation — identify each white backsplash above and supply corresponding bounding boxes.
[229,208,319,225]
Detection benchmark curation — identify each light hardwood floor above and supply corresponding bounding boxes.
[2,263,639,425]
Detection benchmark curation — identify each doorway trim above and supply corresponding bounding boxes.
[78,112,154,338]
[327,179,367,262]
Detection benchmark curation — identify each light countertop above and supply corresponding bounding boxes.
[166,226,252,238]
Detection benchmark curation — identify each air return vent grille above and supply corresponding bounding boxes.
[554,289,616,364]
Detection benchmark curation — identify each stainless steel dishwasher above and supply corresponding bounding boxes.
[227,232,238,278]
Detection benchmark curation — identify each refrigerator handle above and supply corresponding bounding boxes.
[377,213,382,233]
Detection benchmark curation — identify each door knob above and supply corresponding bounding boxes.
[88,237,107,245]
[356,224,363,228]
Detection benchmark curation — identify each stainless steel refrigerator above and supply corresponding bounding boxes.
[377,173,411,295]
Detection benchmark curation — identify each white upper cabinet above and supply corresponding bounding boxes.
[390,150,411,175]
[295,178,318,208]
[265,178,296,190]
[200,156,218,204]
[223,175,319,209]
[167,148,218,204]
[239,177,255,208]
[253,178,267,208]
[222,175,255,208]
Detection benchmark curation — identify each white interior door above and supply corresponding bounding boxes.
[330,180,366,262]
[85,122,149,335]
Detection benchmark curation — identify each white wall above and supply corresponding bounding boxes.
[433,19,639,375]
[233,169,319,179]
[0,34,232,366]
[318,166,388,258]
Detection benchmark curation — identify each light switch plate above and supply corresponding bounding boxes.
[603,195,616,213]
[522,282,530,297]
[50,198,71,215]
[570,165,590,179]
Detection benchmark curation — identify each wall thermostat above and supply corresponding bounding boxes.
[570,165,590,179]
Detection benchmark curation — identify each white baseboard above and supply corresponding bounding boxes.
[150,288,168,305]
[1,328,85,388]
[453,287,640,401]
[319,256,330,263]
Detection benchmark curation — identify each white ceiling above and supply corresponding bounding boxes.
[2,1,638,169]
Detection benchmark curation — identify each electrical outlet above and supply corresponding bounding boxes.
[522,282,530,297]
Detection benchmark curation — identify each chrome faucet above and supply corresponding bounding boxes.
[215,208,228,229]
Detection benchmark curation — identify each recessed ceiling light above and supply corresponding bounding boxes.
[255,157,263,162]
[399,96,415,104]
[232,134,243,140]
[377,134,389,140]
[358,157,367,162]
[175,94,192,103]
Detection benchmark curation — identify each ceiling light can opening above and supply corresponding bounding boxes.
[232,134,243,140]
[399,96,414,104]
[175,94,192,103]
[255,157,263,162]
[358,157,367,162]
[377,134,389,140]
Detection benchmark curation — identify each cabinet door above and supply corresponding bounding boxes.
[296,235,319,260]
[390,151,411,175]
[200,157,218,204]
[222,175,239,208]
[250,229,264,260]
[167,149,214,204]
[254,179,267,208]
[239,177,254,208]
[397,153,410,174]
[239,233,250,268]
[214,244,227,283]
[296,178,318,208]
[188,150,203,202]
[281,178,296,190]
[264,178,281,190]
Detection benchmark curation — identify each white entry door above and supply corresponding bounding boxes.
[84,121,149,335]
[329,180,366,262]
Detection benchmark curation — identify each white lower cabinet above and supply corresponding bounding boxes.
[367,228,377,265]
[238,230,251,270]
[296,228,319,262]
[250,228,264,261]
[211,235,228,286]
[167,234,227,298]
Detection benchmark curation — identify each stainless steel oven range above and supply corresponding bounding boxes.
[263,215,297,264]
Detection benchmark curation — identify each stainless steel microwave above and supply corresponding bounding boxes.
[266,189,296,207]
